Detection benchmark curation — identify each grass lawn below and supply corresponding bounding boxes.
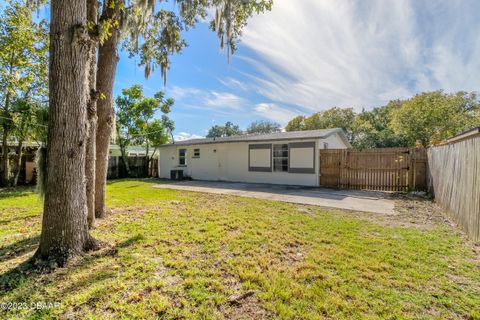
[0,179,479,319]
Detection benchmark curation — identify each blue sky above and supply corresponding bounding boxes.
[3,0,480,140]
[115,0,480,140]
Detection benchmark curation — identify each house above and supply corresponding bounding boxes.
[158,128,351,186]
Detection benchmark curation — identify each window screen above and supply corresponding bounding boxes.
[179,149,186,165]
[273,144,288,172]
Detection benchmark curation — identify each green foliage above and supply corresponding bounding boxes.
[285,91,480,148]
[285,115,305,132]
[115,84,174,159]
[0,1,48,185]
[206,121,243,138]
[0,1,48,104]
[353,102,407,149]
[390,91,480,147]
[0,180,479,319]
[117,0,273,82]
[286,108,356,141]
[10,98,48,144]
[246,120,281,134]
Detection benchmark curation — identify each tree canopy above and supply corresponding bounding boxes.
[115,84,174,175]
[206,121,243,138]
[285,91,480,148]
[390,91,480,146]
[246,120,281,134]
[0,1,48,186]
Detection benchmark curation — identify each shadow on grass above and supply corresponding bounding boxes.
[106,177,164,186]
[0,236,40,263]
[0,213,40,226]
[0,186,36,199]
[0,234,145,294]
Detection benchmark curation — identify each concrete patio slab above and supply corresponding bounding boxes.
[153,180,395,214]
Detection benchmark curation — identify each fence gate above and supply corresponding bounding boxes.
[319,148,427,191]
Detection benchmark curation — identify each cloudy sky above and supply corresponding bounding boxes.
[113,0,480,140]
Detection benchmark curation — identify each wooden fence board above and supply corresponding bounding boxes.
[320,148,427,192]
[428,134,480,242]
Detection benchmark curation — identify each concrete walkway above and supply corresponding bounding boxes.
[153,181,395,214]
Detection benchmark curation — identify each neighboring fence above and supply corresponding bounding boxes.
[107,156,158,179]
[319,148,427,191]
[428,132,480,242]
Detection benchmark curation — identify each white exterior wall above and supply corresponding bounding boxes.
[159,133,348,186]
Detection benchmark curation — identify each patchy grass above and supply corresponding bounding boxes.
[0,179,479,319]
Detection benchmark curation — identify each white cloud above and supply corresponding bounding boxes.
[169,86,203,100]
[168,86,247,115]
[174,132,205,141]
[239,0,480,111]
[205,91,245,110]
[254,103,299,124]
[218,77,249,91]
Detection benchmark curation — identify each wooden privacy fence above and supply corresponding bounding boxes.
[320,148,427,191]
[428,132,480,242]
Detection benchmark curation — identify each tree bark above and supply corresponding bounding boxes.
[12,139,23,186]
[1,126,9,187]
[36,0,96,265]
[95,0,121,219]
[117,127,131,177]
[1,93,11,187]
[86,0,99,229]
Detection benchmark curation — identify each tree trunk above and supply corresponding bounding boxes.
[1,126,9,187]
[145,140,150,176]
[117,131,131,177]
[36,0,96,265]
[86,0,99,229]
[95,0,121,219]
[1,93,11,187]
[12,139,23,187]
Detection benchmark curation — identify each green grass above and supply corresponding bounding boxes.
[0,179,479,319]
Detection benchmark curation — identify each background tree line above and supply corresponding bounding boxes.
[206,120,281,137]
[285,91,479,148]
[206,91,480,149]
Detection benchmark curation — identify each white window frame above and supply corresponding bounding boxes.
[193,148,200,158]
[179,149,187,166]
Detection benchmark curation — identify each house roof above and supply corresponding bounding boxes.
[159,128,351,148]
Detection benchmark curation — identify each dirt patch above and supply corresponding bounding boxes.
[390,193,453,229]
[225,293,274,320]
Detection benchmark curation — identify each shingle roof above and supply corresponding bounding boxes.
[159,128,350,147]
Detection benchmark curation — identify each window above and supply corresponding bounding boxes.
[273,144,288,172]
[179,149,186,166]
[248,144,272,172]
[193,148,200,158]
[289,142,315,173]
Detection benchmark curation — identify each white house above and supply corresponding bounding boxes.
[158,128,351,186]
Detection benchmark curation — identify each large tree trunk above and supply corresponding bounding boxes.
[12,139,23,186]
[36,0,96,265]
[86,0,99,229]
[95,0,121,219]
